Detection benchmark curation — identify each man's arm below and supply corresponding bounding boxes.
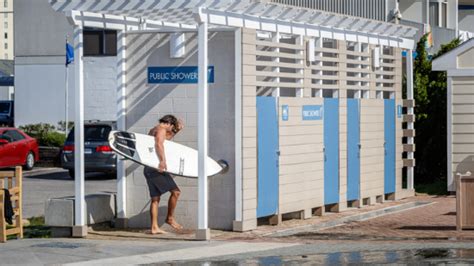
[155,126,167,172]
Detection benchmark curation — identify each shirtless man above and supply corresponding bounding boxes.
[143,114,184,234]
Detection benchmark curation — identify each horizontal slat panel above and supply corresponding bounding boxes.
[255,50,304,59]
[256,40,303,50]
[403,159,416,167]
[403,99,415,107]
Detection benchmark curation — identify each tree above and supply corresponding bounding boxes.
[413,34,461,183]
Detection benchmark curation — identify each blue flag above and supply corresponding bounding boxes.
[66,43,74,66]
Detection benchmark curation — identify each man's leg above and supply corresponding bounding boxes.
[166,189,183,230]
[150,196,166,234]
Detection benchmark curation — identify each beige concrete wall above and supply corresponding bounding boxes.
[278,97,325,214]
[451,77,474,178]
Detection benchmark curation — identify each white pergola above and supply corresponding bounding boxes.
[49,0,417,240]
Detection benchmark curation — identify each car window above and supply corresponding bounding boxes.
[0,102,11,114]
[66,125,112,142]
[3,130,25,142]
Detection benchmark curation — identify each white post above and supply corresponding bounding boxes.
[196,21,210,240]
[234,28,242,223]
[271,32,280,97]
[73,25,86,237]
[406,49,414,190]
[65,63,69,134]
[116,30,127,225]
[297,35,304,97]
[447,76,453,191]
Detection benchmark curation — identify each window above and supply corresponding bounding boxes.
[83,28,117,56]
[4,22,7,29]
[4,33,7,39]
[4,0,7,8]
[4,43,7,49]
[429,2,439,27]
[441,2,447,28]
[3,130,25,143]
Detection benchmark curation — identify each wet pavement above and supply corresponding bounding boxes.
[164,248,474,265]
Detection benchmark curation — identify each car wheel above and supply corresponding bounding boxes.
[68,169,75,179]
[24,152,35,170]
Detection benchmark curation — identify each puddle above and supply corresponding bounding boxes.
[157,249,474,265]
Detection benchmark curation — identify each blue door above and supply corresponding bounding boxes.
[257,97,279,218]
[324,98,339,205]
[347,99,360,201]
[384,99,396,194]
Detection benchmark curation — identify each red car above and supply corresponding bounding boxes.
[0,128,39,170]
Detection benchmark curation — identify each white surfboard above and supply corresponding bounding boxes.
[108,131,228,178]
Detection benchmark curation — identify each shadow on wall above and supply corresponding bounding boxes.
[123,31,235,230]
[456,155,474,175]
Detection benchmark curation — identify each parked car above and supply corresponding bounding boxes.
[0,101,14,127]
[0,127,39,170]
[61,121,117,178]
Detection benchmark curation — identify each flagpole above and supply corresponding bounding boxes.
[65,36,69,135]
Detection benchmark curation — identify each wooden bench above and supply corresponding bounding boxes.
[0,167,23,243]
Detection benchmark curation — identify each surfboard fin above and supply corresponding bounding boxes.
[217,160,229,175]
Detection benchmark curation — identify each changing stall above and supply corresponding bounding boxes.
[49,0,418,236]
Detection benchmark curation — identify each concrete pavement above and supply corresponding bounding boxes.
[3,186,474,264]
[22,167,116,218]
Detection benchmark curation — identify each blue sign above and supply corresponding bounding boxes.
[148,66,214,84]
[282,105,289,121]
[397,104,403,118]
[302,105,323,120]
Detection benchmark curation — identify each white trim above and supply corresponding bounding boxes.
[116,30,127,219]
[447,69,474,77]
[197,21,209,231]
[447,76,453,191]
[61,5,417,50]
[234,28,243,222]
[73,25,86,228]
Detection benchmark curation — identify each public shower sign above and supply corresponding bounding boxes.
[148,66,215,84]
[302,105,323,120]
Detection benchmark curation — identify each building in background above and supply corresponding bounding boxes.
[14,0,117,126]
[0,0,13,100]
[0,0,13,60]
[269,0,474,53]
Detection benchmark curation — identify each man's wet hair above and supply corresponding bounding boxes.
[159,115,178,129]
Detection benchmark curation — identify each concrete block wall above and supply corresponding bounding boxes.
[278,97,325,214]
[124,31,236,230]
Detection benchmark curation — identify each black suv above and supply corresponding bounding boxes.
[61,121,117,178]
[0,101,14,127]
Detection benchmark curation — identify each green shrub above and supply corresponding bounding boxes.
[42,131,66,147]
[19,123,66,147]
